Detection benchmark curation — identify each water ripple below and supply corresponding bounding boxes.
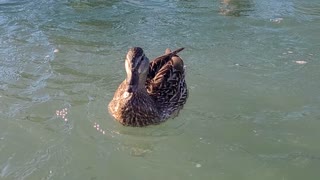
[0,0,320,179]
[0,0,30,13]
[293,1,320,20]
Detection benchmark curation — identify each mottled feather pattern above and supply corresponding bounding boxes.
[148,61,188,118]
[120,89,160,126]
[109,81,160,126]
[108,47,188,127]
[147,48,184,80]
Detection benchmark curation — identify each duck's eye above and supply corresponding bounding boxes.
[138,58,148,74]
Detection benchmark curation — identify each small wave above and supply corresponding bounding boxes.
[0,0,30,13]
[294,2,320,19]
[123,0,177,10]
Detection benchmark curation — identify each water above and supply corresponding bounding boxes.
[0,0,320,179]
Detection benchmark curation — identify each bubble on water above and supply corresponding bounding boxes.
[92,122,110,136]
[295,60,307,64]
[55,107,70,122]
[270,17,283,23]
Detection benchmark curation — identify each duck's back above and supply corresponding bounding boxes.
[146,48,188,118]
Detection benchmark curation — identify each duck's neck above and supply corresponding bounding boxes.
[126,72,147,93]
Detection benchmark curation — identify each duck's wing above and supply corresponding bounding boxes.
[147,48,184,80]
[147,50,188,113]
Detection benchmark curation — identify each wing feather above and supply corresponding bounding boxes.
[147,48,184,80]
[146,48,187,117]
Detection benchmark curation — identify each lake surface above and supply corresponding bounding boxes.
[1,0,320,179]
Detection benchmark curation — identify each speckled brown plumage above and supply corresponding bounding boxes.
[108,47,188,127]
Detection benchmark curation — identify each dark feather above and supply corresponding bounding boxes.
[108,47,188,127]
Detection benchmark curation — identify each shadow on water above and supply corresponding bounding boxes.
[219,0,254,17]
[87,119,187,157]
[106,122,187,157]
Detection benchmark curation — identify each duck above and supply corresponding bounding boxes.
[108,47,188,127]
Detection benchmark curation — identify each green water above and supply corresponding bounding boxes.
[1,0,320,179]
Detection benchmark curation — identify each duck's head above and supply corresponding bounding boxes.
[125,47,150,93]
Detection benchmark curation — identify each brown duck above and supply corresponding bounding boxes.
[108,47,188,127]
